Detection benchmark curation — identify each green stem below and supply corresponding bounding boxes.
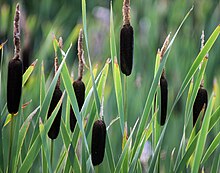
[50,140,54,168]
[124,76,127,122]
[95,166,99,173]
[8,114,14,173]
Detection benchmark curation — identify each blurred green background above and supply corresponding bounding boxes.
[0,0,220,172]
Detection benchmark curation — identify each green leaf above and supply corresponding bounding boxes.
[82,0,101,116]
[22,59,38,87]
[201,131,220,164]
[114,118,139,173]
[15,107,40,170]
[39,119,52,173]
[110,2,124,133]
[106,133,116,173]
[40,62,46,107]
[85,59,110,136]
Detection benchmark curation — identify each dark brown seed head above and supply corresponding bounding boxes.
[91,120,106,166]
[7,56,23,114]
[120,24,134,76]
[160,75,168,126]
[70,80,85,132]
[193,87,208,126]
[47,86,62,139]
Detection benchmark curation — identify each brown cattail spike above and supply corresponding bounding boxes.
[77,29,84,81]
[7,56,23,114]
[70,80,85,132]
[91,120,106,166]
[7,3,23,114]
[160,74,168,125]
[193,87,208,126]
[120,0,134,76]
[120,24,134,76]
[47,86,62,139]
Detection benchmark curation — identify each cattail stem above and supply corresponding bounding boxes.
[50,140,54,167]
[14,4,20,58]
[124,76,128,122]
[8,115,14,173]
[77,29,84,81]
[95,166,99,173]
[122,0,131,25]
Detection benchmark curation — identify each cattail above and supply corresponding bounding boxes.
[193,31,208,126]
[160,72,168,126]
[158,34,170,126]
[47,86,62,139]
[91,120,106,166]
[70,29,86,132]
[120,0,134,76]
[193,87,208,126]
[7,4,23,114]
[47,53,62,139]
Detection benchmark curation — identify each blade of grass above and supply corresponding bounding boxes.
[114,118,139,173]
[201,131,220,164]
[15,107,40,170]
[39,119,52,173]
[110,2,124,133]
[82,0,101,115]
[106,133,116,173]
[22,59,38,87]
[210,150,220,173]
[129,109,157,173]
[18,92,65,173]
[40,62,46,107]
[85,59,110,136]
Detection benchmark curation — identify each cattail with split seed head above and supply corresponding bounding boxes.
[70,29,86,132]
[91,120,106,166]
[160,73,168,126]
[7,4,23,114]
[193,87,208,126]
[47,50,62,139]
[120,0,134,76]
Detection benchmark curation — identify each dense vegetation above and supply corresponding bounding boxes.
[0,0,220,172]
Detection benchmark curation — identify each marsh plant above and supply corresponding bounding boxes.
[0,0,220,173]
